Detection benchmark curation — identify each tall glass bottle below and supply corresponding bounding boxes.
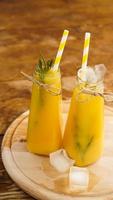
[63,76,104,167]
[27,58,62,155]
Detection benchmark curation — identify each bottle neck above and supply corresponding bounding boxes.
[77,77,104,94]
[33,70,61,95]
[34,70,60,83]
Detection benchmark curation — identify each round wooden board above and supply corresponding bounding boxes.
[2,101,113,200]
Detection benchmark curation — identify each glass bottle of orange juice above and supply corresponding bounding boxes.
[27,56,62,155]
[63,67,104,167]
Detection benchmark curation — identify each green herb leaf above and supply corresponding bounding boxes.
[35,55,54,81]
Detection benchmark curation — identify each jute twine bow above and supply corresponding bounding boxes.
[80,87,113,103]
[21,71,113,102]
[21,71,61,96]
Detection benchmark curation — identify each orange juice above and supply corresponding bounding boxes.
[27,68,62,155]
[63,81,104,166]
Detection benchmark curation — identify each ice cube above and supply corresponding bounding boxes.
[49,149,75,173]
[69,166,89,191]
[77,67,97,84]
[86,67,97,83]
[95,64,106,81]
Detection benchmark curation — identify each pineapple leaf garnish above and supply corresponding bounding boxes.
[35,55,54,81]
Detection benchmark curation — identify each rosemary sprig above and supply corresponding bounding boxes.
[75,136,94,161]
[35,55,54,81]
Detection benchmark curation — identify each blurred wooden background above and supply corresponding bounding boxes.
[0,0,113,199]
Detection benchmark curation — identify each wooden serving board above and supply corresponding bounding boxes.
[2,101,113,200]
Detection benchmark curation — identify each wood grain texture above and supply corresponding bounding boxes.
[0,135,35,200]
[1,0,113,199]
[1,103,113,200]
[1,0,113,135]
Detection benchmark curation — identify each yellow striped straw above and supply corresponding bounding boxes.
[82,32,91,69]
[53,30,69,71]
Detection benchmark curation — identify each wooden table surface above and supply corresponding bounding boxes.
[1,0,113,199]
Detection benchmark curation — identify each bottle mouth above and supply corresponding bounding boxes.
[34,69,61,80]
[33,70,61,95]
[75,73,104,98]
[21,71,61,96]
[77,66,105,86]
[76,72,113,103]
[77,75,104,87]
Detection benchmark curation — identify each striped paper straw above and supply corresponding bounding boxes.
[82,32,91,69]
[53,30,69,71]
